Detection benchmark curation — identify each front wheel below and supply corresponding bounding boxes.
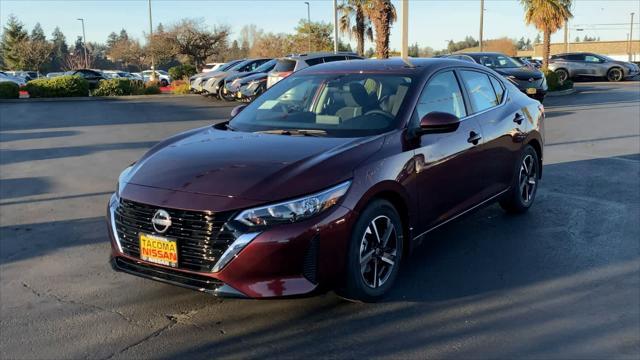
[554,68,569,83]
[500,145,540,214]
[160,79,169,87]
[607,68,623,82]
[338,199,404,302]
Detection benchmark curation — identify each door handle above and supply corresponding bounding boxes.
[467,131,482,145]
[514,113,525,125]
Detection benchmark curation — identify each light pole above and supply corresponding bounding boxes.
[333,0,339,53]
[479,0,484,52]
[401,0,408,60]
[77,18,88,68]
[305,2,311,52]
[630,12,635,61]
[148,0,156,80]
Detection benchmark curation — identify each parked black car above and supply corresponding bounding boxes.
[64,69,106,89]
[445,52,547,102]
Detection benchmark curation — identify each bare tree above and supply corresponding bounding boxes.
[108,38,144,70]
[15,39,53,72]
[63,50,94,70]
[169,19,229,70]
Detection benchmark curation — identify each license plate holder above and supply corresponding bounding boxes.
[139,233,178,268]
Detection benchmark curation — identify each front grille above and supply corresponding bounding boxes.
[114,198,236,272]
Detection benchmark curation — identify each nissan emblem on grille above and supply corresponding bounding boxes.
[151,209,172,233]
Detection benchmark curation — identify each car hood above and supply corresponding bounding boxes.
[226,71,262,83]
[238,72,267,85]
[612,60,637,69]
[126,126,384,202]
[494,67,543,80]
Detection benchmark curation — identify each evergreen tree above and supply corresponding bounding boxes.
[156,23,165,33]
[106,32,119,49]
[1,15,29,69]
[31,22,46,41]
[51,26,68,71]
[534,33,542,45]
[118,29,129,41]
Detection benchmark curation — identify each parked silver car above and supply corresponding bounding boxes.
[548,52,640,82]
[267,52,363,88]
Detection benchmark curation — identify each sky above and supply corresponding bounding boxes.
[1,0,639,51]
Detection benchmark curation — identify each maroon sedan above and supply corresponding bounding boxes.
[108,58,544,301]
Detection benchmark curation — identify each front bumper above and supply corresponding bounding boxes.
[107,191,355,298]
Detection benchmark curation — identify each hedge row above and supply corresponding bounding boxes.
[168,64,197,80]
[544,69,574,92]
[25,75,89,98]
[0,82,20,99]
[93,78,145,96]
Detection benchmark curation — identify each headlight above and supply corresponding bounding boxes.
[234,181,351,227]
[115,164,135,201]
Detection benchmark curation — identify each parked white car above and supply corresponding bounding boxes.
[141,70,172,86]
[202,63,225,72]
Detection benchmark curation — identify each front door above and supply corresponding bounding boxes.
[412,70,486,233]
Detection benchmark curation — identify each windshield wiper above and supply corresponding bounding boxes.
[255,129,327,137]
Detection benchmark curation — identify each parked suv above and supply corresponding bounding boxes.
[549,52,640,82]
[267,52,363,88]
[108,58,544,301]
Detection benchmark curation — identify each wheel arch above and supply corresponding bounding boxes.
[352,182,413,257]
[527,138,543,179]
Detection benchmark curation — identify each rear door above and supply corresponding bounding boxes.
[413,70,486,232]
[567,54,588,75]
[459,70,523,196]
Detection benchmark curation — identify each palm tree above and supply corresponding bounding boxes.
[337,0,373,56]
[364,0,396,59]
[520,0,573,69]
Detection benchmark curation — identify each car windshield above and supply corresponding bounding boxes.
[221,61,243,71]
[475,54,523,68]
[254,59,276,72]
[229,72,414,138]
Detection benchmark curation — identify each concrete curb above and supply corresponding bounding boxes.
[546,88,576,97]
[0,93,199,103]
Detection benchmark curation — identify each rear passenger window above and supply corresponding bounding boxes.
[322,56,347,63]
[460,70,499,113]
[305,58,324,66]
[416,71,466,119]
[489,76,505,104]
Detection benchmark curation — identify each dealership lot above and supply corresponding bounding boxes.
[1,83,638,358]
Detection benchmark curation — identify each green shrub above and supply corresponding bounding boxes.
[544,69,574,92]
[171,80,190,94]
[168,64,197,80]
[25,75,89,98]
[0,82,20,99]
[93,78,144,96]
[143,80,162,95]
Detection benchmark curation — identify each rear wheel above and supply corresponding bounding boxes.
[338,199,404,302]
[160,79,169,87]
[554,68,569,83]
[500,145,540,214]
[607,68,623,82]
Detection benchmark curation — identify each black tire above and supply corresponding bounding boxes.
[554,68,569,83]
[338,199,404,302]
[500,145,540,214]
[607,67,623,82]
[160,79,169,87]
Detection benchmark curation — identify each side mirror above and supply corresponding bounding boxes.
[230,105,247,118]
[418,112,461,134]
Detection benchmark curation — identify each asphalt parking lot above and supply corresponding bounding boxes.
[1,83,639,359]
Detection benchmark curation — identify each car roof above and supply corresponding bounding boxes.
[281,51,361,60]
[299,57,490,77]
[459,52,509,57]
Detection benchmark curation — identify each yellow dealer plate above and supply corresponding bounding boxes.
[139,233,178,267]
[526,88,537,95]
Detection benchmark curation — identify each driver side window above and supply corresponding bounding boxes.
[416,71,467,120]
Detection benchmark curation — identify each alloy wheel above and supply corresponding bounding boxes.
[556,69,568,83]
[359,215,398,289]
[519,154,537,204]
[608,69,623,82]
